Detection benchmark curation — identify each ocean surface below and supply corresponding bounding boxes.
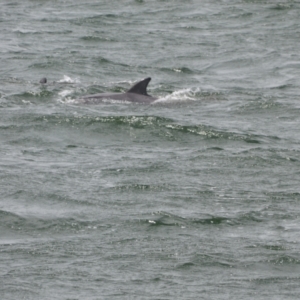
[1,0,300,299]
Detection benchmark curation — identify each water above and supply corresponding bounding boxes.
[1,0,300,299]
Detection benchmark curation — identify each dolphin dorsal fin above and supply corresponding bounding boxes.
[127,77,151,96]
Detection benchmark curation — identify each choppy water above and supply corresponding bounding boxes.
[1,1,300,299]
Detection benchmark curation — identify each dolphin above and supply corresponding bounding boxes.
[80,77,157,104]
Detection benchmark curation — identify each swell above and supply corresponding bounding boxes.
[142,205,299,228]
[0,209,103,237]
[1,110,285,153]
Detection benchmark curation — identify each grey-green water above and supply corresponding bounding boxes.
[1,1,300,299]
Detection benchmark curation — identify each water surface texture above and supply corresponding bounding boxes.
[1,1,300,299]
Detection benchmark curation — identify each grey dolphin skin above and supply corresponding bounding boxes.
[81,77,157,104]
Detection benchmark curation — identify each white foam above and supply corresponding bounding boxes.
[154,87,201,103]
[57,75,80,84]
[21,100,32,104]
[59,97,78,104]
[58,89,73,97]
[56,89,77,104]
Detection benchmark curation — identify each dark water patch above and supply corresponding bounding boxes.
[192,216,233,226]
[112,183,170,193]
[44,29,73,35]
[194,254,235,268]
[104,178,172,192]
[91,56,113,65]
[269,3,294,10]
[175,262,195,269]
[178,25,200,31]
[71,13,128,27]
[270,84,294,90]
[266,191,300,202]
[30,60,64,69]
[20,147,65,157]
[261,244,286,251]
[90,57,131,71]
[249,275,300,285]
[244,138,260,144]
[208,147,224,151]
[80,35,116,43]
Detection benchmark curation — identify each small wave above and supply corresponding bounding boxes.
[0,209,102,235]
[159,66,195,75]
[143,208,292,229]
[147,211,187,227]
[5,90,54,105]
[262,255,300,266]
[0,209,25,224]
[144,211,238,228]
[32,114,173,129]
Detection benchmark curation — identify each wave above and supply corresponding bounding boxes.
[143,208,298,228]
[0,209,104,237]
